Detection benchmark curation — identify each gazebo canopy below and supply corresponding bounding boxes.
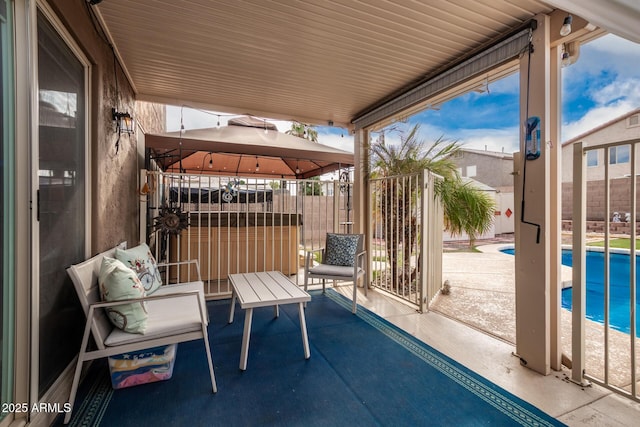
[145,120,354,179]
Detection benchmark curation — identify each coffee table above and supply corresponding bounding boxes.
[228,271,311,370]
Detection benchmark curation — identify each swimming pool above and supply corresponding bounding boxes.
[502,248,640,336]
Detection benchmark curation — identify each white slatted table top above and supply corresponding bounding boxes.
[228,271,310,309]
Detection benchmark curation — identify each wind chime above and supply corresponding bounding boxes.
[152,111,190,237]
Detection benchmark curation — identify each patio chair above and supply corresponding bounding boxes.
[304,233,368,314]
[63,244,217,424]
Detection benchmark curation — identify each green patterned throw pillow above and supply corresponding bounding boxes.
[324,234,359,267]
[115,243,163,294]
[99,257,148,334]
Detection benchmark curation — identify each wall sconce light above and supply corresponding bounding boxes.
[560,14,572,36]
[112,108,134,134]
[561,41,580,68]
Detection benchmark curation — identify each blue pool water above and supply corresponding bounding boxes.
[502,248,640,336]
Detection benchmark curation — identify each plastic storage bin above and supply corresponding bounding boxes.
[108,344,177,389]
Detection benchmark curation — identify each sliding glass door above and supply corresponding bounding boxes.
[0,0,14,417]
[36,10,87,396]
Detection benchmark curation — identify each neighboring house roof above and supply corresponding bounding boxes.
[561,107,640,147]
[459,148,514,160]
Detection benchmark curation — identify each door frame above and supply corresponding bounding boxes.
[28,0,92,414]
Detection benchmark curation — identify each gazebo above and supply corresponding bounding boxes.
[145,117,354,179]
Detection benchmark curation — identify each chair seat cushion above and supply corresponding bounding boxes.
[308,263,363,278]
[104,293,204,347]
[153,281,207,321]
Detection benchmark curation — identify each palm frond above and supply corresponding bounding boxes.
[371,123,495,240]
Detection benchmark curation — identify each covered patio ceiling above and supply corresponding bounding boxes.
[91,1,639,130]
[92,0,555,129]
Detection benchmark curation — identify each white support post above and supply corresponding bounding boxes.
[353,128,368,236]
[514,14,551,375]
[354,127,371,281]
[549,43,563,372]
[571,142,588,386]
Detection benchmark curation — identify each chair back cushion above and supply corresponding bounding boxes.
[99,257,148,334]
[324,233,362,267]
[67,246,123,350]
[115,242,163,294]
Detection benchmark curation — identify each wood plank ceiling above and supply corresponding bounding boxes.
[94,0,555,129]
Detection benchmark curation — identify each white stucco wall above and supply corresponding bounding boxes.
[562,112,640,182]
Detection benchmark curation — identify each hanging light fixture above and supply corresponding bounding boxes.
[112,108,134,135]
[560,14,572,36]
[295,160,301,174]
[255,156,260,172]
[201,152,213,169]
[216,115,221,128]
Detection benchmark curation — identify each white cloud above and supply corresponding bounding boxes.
[562,103,637,141]
[560,33,640,141]
[408,121,519,153]
[166,105,220,131]
[487,73,520,95]
[565,34,640,81]
[588,34,640,57]
[166,105,294,132]
[317,132,354,152]
[456,127,519,153]
[591,78,640,105]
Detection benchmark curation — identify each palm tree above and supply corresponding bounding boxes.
[436,178,495,247]
[286,122,318,142]
[370,124,494,281]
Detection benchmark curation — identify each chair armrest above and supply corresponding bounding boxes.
[355,250,367,270]
[157,259,201,282]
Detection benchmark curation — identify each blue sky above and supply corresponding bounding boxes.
[168,33,640,156]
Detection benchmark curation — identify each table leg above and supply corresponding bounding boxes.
[298,303,310,359]
[228,289,237,324]
[240,308,253,370]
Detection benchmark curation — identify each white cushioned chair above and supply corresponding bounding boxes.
[63,244,216,424]
[304,233,368,313]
